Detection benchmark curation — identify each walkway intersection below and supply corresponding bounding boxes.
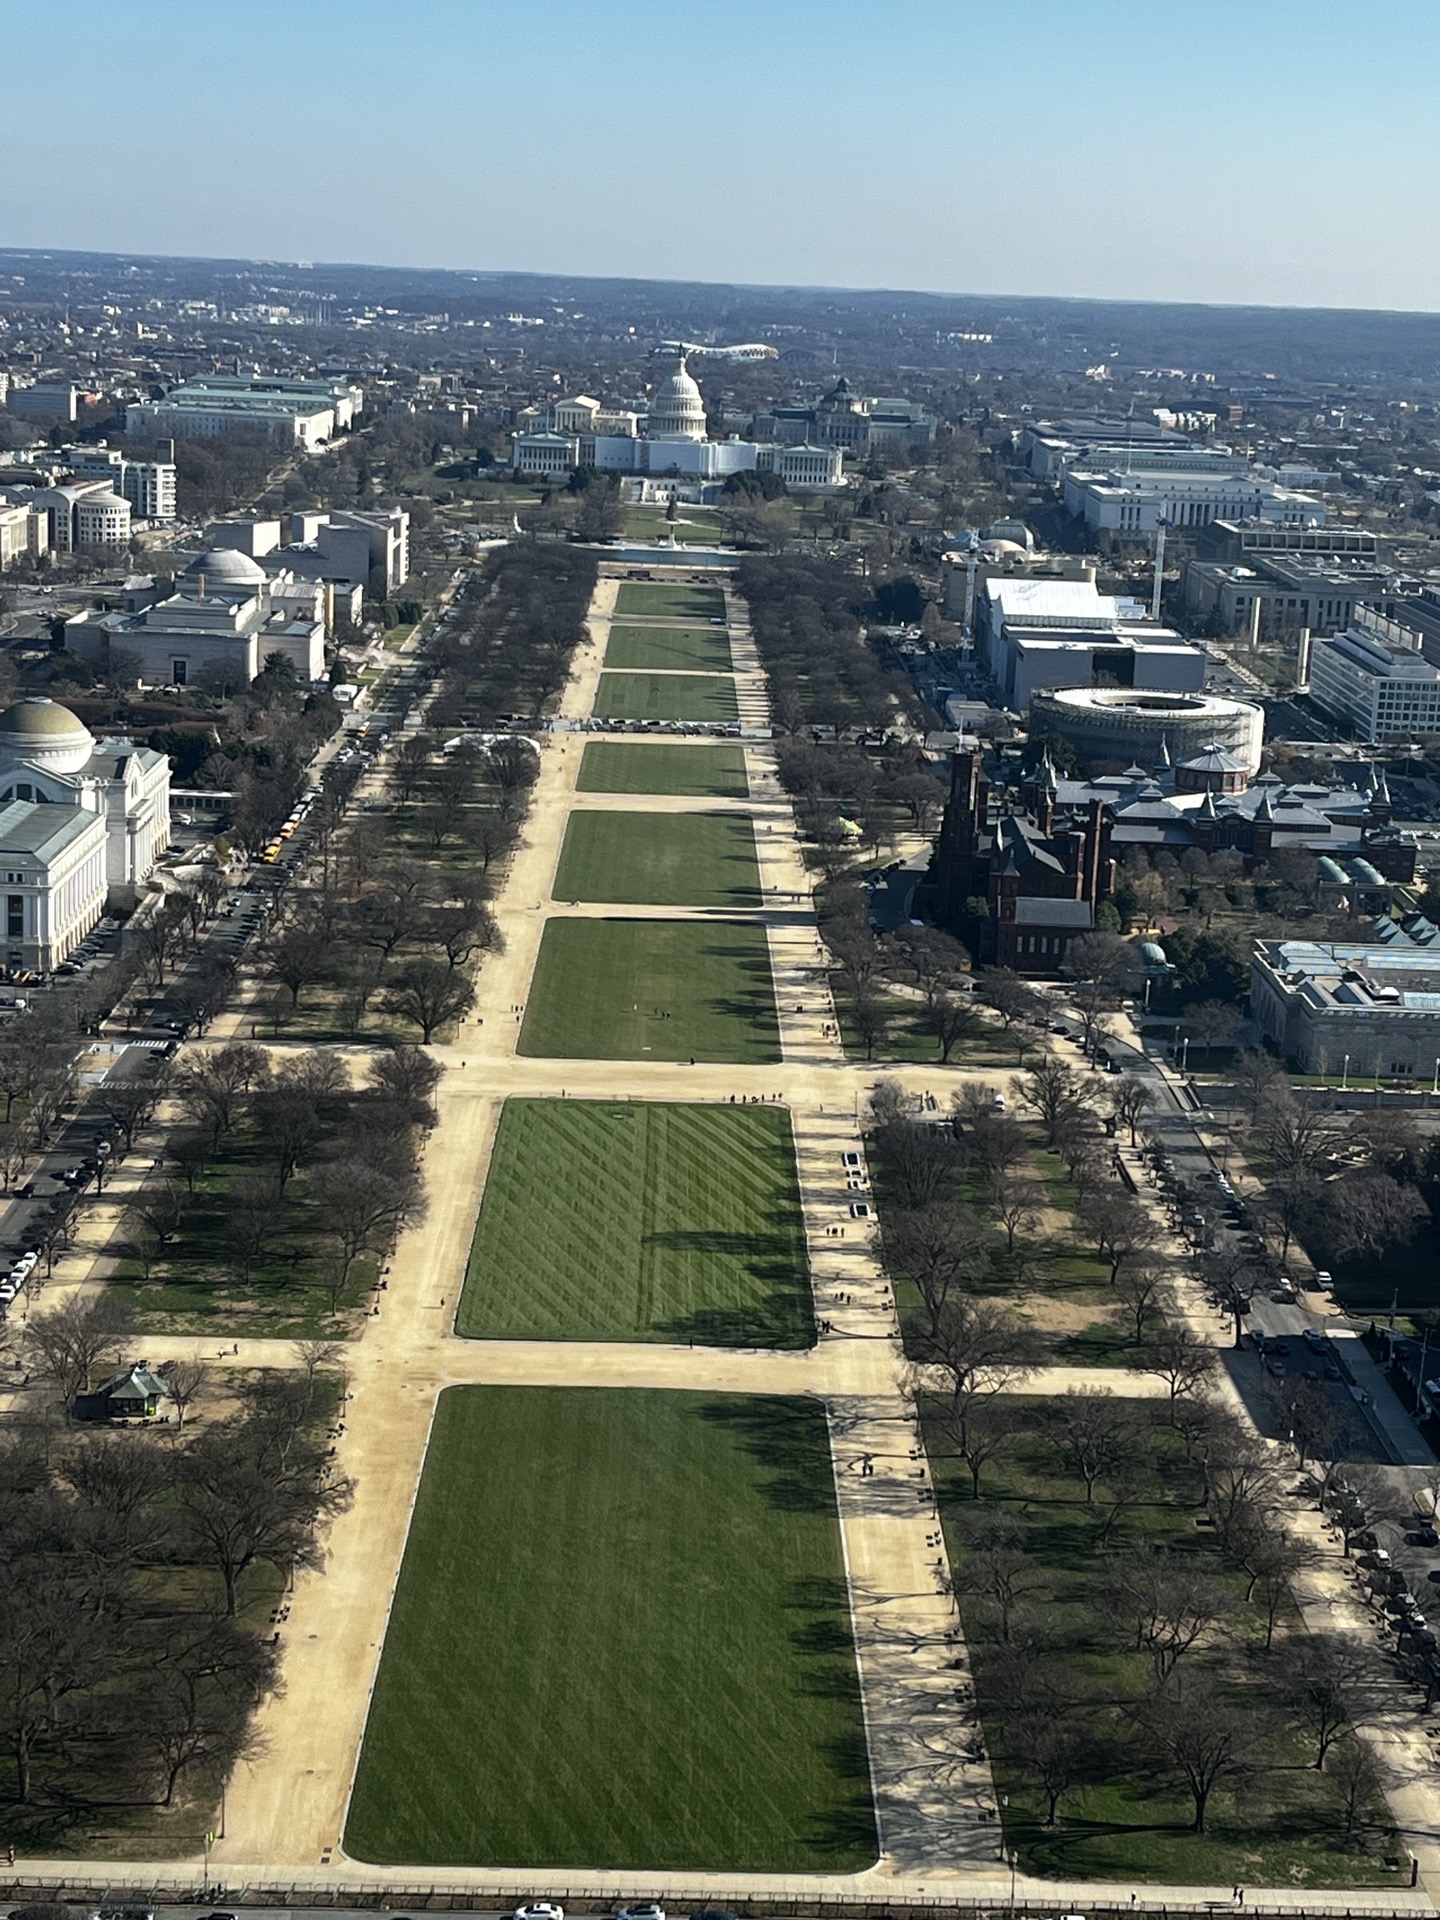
[17,567,1440,1912]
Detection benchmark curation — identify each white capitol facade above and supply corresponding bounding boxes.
[512,354,845,493]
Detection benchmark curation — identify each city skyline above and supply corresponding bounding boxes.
[7,0,1440,313]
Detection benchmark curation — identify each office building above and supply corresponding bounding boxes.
[1063,466,1324,534]
[126,373,362,448]
[752,377,935,449]
[0,500,50,566]
[1044,753,1412,881]
[7,383,79,424]
[1308,609,1440,739]
[66,445,177,522]
[287,507,409,593]
[979,577,1204,708]
[207,505,408,596]
[1251,930,1440,1078]
[15,481,132,553]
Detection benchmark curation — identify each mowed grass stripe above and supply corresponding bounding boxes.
[553,811,761,908]
[577,741,750,798]
[519,918,780,1062]
[594,672,739,723]
[604,623,733,673]
[344,1387,875,1870]
[460,1100,814,1347]
[615,581,727,621]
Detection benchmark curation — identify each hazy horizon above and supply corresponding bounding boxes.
[7,0,1440,315]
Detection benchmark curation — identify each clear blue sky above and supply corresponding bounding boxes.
[8,0,1440,311]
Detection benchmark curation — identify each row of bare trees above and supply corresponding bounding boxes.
[117,1043,436,1308]
[869,1077,1389,1842]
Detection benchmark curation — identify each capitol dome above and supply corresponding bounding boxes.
[0,698,96,775]
[647,356,707,441]
[179,547,268,593]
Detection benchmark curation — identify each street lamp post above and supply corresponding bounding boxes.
[1341,1054,1350,1092]
[1432,1056,1439,1098]
[1178,1035,1190,1074]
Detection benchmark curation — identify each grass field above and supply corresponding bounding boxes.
[622,507,725,546]
[460,1101,812,1346]
[594,671,739,723]
[519,917,780,1062]
[615,581,727,621]
[553,811,760,908]
[577,741,749,798]
[344,1387,875,1870]
[604,622,733,673]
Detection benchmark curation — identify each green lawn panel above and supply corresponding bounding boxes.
[604,623,733,672]
[553,811,760,908]
[614,582,727,621]
[594,672,739,723]
[345,1388,875,1871]
[520,918,780,1062]
[577,741,750,798]
[460,1100,813,1347]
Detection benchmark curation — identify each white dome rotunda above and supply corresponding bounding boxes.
[0,698,96,776]
[647,355,707,441]
[179,548,268,594]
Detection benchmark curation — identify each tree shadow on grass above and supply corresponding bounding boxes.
[648,1227,812,1348]
[697,1399,836,1512]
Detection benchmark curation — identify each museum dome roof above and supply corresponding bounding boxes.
[0,698,95,774]
[179,547,267,590]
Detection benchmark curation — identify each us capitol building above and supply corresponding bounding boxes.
[0,698,170,974]
[511,353,845,496]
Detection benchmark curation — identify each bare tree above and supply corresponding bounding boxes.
[846,982,890,1061]
[979,968,1046,1062]
[369,1043,443,1125]
[382,958,475,1043]
[1014,1056,1097,1147]
[1106,1549,1226,1678]
[25,1295,136,1406]
[1109,1074,1154,1147]
[1132,1673,1259,1832]
[158,1357,209,1433]
[1009,1711,1092,1826]
[1329,1736,1384,1839]
[929,1294,1046,1415]
[175,1418,353,1616]
[987,1168,1044,1256]
[1050,1389,1138,1503]
[1116,1264,1171,1344]
[228,1175,285,1282]
[935,1395,1016,1501]
[871,1117,961,1210]
[884,1202,988,1346]
[1138,1325,1219,1408]
[309,1158,424,1307]
[955,1507,1050,1643]
[1287,1637,1360,1768]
